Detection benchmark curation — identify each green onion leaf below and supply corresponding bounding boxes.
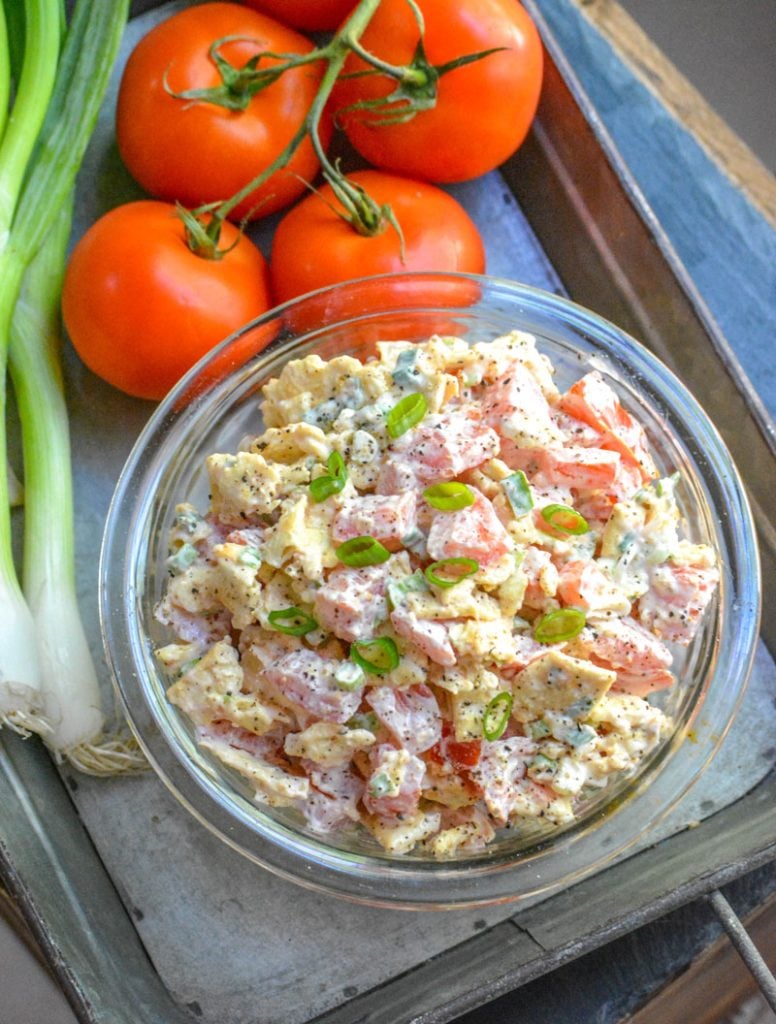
[502,471,534,518]
[167,543,197,575]
[237,546,262,568]
[347,711,379,733]
[391,347,423,389]
[334,661,365,691]
[566,723,597,748]
[174,507,204,534]
[336,535,391,567]
[267,606,318,636]
[350,637,400,676]
[483,691,513,741]
[309,449,348,502]
[386,570,427,609]
[368,771,395,797]
[540,503,590,535]
[386,392,427,439]
[528,754,558,780]
[423,481,475,511]
[533,608,586,644]
[424,557,479,588]
[528,719,552,740]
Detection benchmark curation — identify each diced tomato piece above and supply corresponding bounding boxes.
[376,409,499,493]
[426,489,514,567]
[557,560,628,614]
[264,649,362,723]
[559,372,657,481]
[469,736,537,825]
[578,616,675,694]
[313,564,388,643]
[332,491,417,550]
[532,446,621,490]
[553,410,603,447]
[428,719,482,768]
[638,562,719,645]
[298,763,364,833]
[363,743,425,817]
[480,361,561,447]
[446,738,482,768]
[365,683,443,753]
[390,605,456,667]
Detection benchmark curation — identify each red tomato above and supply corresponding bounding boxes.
[241,0,355,31]
[62,201,273,400]
[116,3,332,220]
[429,721,482,769]
[332,0,543,183]
[269,169,485,303]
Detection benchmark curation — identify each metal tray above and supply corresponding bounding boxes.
[1,2,774,1022]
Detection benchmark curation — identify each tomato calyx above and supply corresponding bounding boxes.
[176,202,240,260]
[340,29,507,128]
[163,34,317,112]
[323,165,405,252]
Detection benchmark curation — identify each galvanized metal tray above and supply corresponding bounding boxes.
[1,2,774,1022]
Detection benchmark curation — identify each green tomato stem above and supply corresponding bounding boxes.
[208,0,383,233]
[346,37,426,85]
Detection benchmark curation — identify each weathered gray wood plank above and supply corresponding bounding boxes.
[309,922,543,1024]
[0,732,190,1024]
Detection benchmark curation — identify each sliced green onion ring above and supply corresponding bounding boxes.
[267,606,318,636]
[336,535,391,567]
[534,608,586,644]
[483,691,513,741]
[502,470,534,518]
[350,637,400,676]
[309,450,348,503]
[540,503,590,535]
[424,557,479,588]
[386,392,428,439]
[423,481,475,511]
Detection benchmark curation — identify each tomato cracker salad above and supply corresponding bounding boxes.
[154,332,719,857]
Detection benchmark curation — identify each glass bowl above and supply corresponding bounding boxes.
[100,272,760,909]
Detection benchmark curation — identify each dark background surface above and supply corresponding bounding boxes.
[621,0,775,172]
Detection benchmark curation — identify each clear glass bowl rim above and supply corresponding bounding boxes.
[100,271,761,909]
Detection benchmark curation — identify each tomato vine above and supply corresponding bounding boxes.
[172,0,505,255]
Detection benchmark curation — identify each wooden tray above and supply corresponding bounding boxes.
[1,2,774,1022]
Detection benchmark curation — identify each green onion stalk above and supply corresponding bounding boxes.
[0,0,61,739]
[0,0,145,773]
